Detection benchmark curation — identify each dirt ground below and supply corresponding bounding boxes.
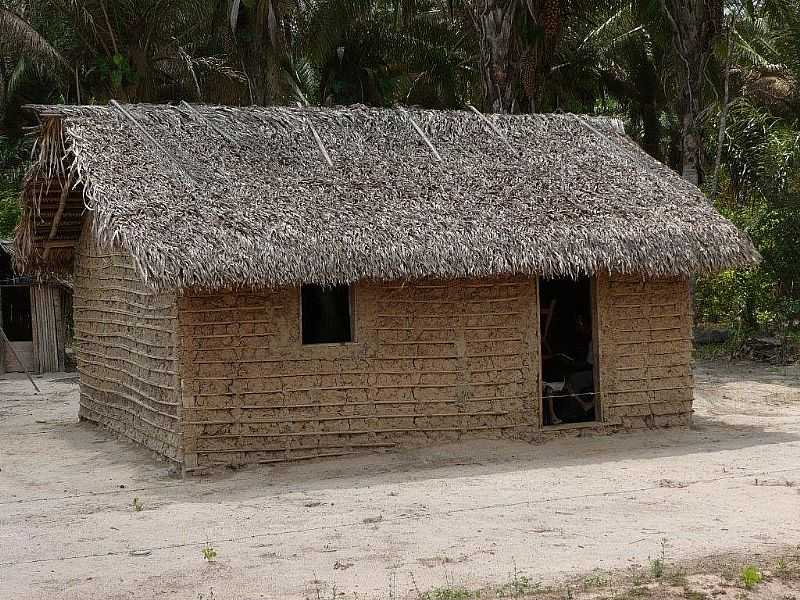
[1,360,799,600]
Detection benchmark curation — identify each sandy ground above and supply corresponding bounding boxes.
[1,360,799,600]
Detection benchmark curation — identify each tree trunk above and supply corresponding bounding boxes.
[680,100,702,186]
[661,0,720,186]
[642,101,664,161]
[239,0,288,105]
[471,0,517,113]
[710,19,734,199]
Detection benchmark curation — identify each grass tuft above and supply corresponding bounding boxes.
[202,543,218,562]
[418,585,473,600]
[739,566,762,589]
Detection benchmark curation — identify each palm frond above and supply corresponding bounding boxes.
[0,7,71,71]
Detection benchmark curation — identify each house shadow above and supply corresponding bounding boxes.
[38,356,800,502]
[694,359,800,389]
[29,403,799,507]
[246,417,800,495]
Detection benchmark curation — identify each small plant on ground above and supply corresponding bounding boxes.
[132,497,144,512]
[649,538,669,579]
[775,557,790,576]
[583,572,610,589]
[649,556,664,579]
[202,543,218,562]
[418,585,472,600]
[495,560,539,598]
[739,566,762,589]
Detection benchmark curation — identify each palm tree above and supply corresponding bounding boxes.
[229,0,293,104]
[295,0,475,107]
[658,0,722,184]
[0,2,72,133]
[0,0,250,121]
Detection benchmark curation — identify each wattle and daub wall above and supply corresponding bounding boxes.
[74,239,693,468]
[180,278,539,468]
[596,272,693,429]
[74,225,183,461]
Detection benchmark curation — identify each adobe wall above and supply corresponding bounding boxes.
[178,277,540,468]
[73,221,182,462]
[595,272,694,429]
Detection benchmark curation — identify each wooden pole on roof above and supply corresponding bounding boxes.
[179,101,239,147]
[296,102,333,167]
[570,114,642,165]
[308,121,333,167]
[466,104,517,155]
[400,108,442,162]
[110,100,195,183]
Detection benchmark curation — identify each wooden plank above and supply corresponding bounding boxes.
[41,240,77,249]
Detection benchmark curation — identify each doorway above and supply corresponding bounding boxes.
[0,285,35,373]
[539,276,598,426]
[1,286,33,342]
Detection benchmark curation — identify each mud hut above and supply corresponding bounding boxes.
[15,103,758,470]
[0,240,67,374]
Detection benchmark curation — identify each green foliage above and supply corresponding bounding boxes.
[697,106,800,329]
[649,538,669,579]
[132,497,144,512]
[582,572,610,589]
[201,543,217,561]
[739,565,762,589]
[97,53,137,91]
[295,0,475,108]
[418,586,473,600]
[0,187,20,239]
[649,557,665,579]
[776,558,787,573]
[495,564,539,597]
[693,1,800,330]
[0,137,23,239]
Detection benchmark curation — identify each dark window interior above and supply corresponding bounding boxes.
[540,276,596,426]
[302,284,353,344]
[0,251,12,280]
[1,286,33,342]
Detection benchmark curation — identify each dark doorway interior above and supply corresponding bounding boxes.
[1,286,33,342]
[539,276,596,426]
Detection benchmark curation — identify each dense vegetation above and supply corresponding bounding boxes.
[1,0,797,331]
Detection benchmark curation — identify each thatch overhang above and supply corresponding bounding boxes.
[16,103,759,290]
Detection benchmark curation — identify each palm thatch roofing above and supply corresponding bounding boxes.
[17,103,758,290]
[0,238,31,286]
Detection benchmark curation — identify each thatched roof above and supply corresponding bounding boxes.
[17,103,759,290]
